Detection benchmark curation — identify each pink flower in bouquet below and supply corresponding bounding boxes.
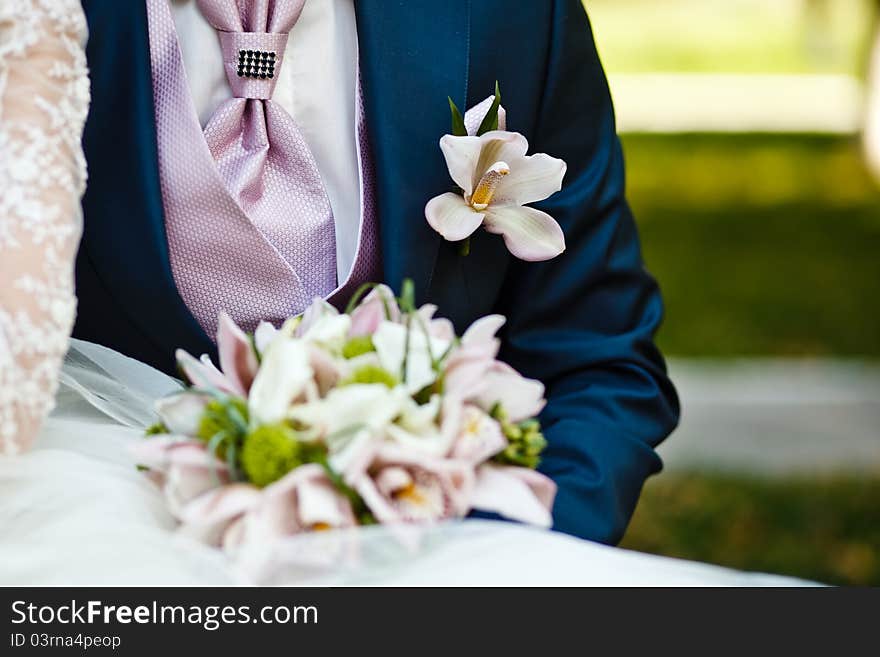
[443,314,506,400]
[471,465,556,529]
[443,315,546,421]
[349,285,400,336]
[349,294,386,337]
[476,362,546,422]
[131,436,232,517]
[175,312,258,397]
[224,464,357,551]
[347,443,475,524]
[448,405,556,527]
[450,404,507,463]
[414,303,456,342]
[176,483,262,547]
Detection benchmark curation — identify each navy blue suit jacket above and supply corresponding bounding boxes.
[76,0,679,545]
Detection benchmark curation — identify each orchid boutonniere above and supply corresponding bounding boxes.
[425,83,567,261]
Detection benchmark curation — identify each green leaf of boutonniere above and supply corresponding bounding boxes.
[448,97,468,137]
[475,81,502,136]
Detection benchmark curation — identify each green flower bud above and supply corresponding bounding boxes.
[489,403,507,422]
[341,364,399,389]
[240,424,304,488]
[519,419,541,433]
[525,429,547,455]
[145,422,170,436]
[197,398,249,444]
[341,335,376,359]
[492,405,547,470]
[503,423,523,441]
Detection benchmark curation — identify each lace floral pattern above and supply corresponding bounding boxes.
[0,0,89,454]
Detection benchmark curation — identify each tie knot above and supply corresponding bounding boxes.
[219,31,290,100]
[196,0,308,101]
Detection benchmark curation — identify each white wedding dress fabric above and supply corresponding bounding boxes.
[0,0,89,456]
[0,1,811,587]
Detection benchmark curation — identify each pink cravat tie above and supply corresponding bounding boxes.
[195,0,337,300]
[146,0,380,339]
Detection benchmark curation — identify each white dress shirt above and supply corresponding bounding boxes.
[170,0,361,282]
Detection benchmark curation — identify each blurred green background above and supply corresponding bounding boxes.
[583,0,880,585]
[590,0,871,75]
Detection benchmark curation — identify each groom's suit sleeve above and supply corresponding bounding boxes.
[493,0,680,545]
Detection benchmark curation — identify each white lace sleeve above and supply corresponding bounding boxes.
[0,1,89,455]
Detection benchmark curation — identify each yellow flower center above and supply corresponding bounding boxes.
[393,482,427,506]
[465,416,483,436]
[311,522,332,531]
[470,161,510,211]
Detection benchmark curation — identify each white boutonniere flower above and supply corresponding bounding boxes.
[425,84,567,261]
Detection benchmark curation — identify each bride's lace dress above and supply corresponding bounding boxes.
[0,0,89,455]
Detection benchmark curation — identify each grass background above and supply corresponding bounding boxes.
[622,134,880,585]
[613,134,880,584]
[577,0,880,585]
[587,0,874,76]
[621,473,880,586]
[627,133,880,359]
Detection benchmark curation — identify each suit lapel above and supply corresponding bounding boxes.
[449,1,551,327]
[354,0,549,329]
[354,0,470,299]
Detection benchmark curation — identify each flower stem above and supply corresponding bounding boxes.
[459,237,471,257]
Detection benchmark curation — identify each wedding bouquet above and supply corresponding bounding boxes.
[136,282,556,557]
